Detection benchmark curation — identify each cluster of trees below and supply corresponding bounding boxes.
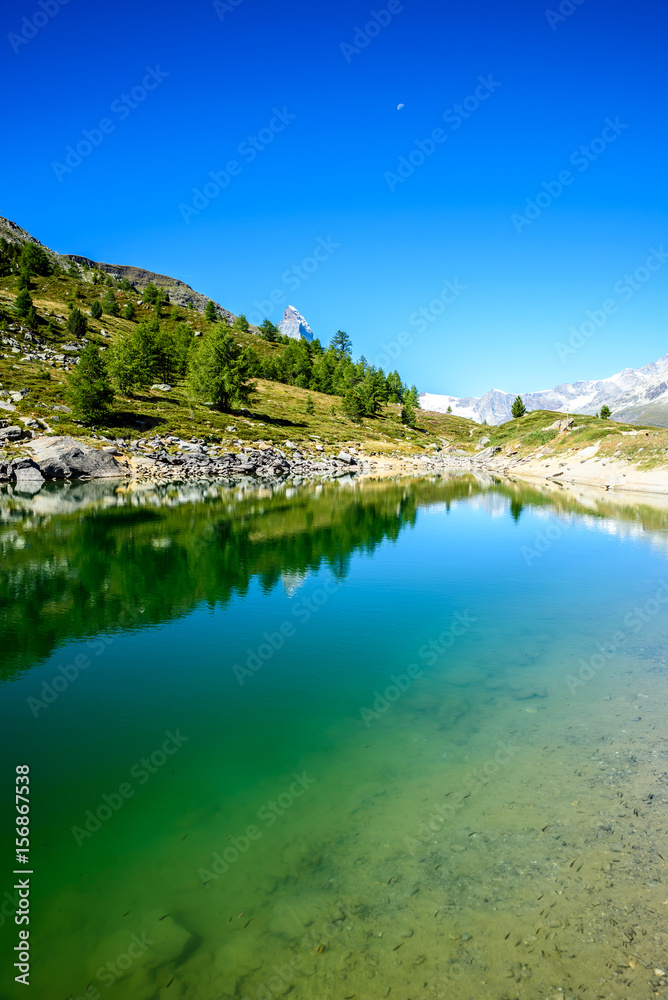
[66,316,420,429]
[248,327,419,423]
[67,322,255,423]
[0,239,52,281]
[3,253,420,428]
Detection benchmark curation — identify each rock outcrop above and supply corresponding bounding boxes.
[27,436,126,479]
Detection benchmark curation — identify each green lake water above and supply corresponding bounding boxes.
[2,473,668,1000]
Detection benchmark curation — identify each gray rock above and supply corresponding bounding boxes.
[28,436,126,479]
[0,425,26,441]
[337,452,356,465]
[13,459,45,482]
[473,446,501,463]
[151,383,172,391]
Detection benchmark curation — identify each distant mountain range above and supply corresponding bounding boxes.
[420,353,668,427]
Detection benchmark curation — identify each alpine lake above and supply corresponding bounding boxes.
[3,471,668,1000]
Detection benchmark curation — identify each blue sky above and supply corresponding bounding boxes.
[1,0,666,396]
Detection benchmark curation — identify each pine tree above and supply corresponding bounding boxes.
[143,282,159,304]
[187,327,256,411]
[66,345,114,424]
[342,387,364,421]
[102,290,119,316]
[330,330,352,358]
[153,326,178,382]
[204,300,218,322]
[19,243,51,277]
[511,395,526,418]
[232,313,250,332]
[386,370,405,404]
[401,400,417,428]
[259,318,279,342]
[446,405,452,413]
[174,323,194,375]
[600,404,611,419]
[359,370,382,416]
[15,288,32,317]
[67,308,88,338]
[91,300,103,319]
[26,306,39,328]
[123,303,136,321]
[107,332,149,395]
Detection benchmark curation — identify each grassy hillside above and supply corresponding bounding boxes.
[485,408,668,471]
[0,266,476,455]
[2,260,667,472]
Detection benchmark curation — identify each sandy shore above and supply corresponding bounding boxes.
[361,449,668,501]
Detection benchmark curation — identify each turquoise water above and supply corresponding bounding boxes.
[2,474,668,999]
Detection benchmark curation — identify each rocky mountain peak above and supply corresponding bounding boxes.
[278,305,314,342]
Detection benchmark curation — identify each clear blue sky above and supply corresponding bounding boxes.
[1,0,666,396]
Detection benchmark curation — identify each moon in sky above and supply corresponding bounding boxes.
[397,103,404,110]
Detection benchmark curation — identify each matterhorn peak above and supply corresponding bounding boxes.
[278,305,314,342]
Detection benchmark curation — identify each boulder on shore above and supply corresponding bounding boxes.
[27,436,127,479]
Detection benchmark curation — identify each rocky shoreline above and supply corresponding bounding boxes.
[4,433,668,500]
[0,434,366,487]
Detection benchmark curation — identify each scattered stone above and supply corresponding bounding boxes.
[0,425,26,441]
[472,445,501,463]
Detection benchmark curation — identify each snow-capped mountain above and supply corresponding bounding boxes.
[420,352,668,427]
[278,305,314,342]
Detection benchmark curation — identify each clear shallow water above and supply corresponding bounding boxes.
[2,474,668,999]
